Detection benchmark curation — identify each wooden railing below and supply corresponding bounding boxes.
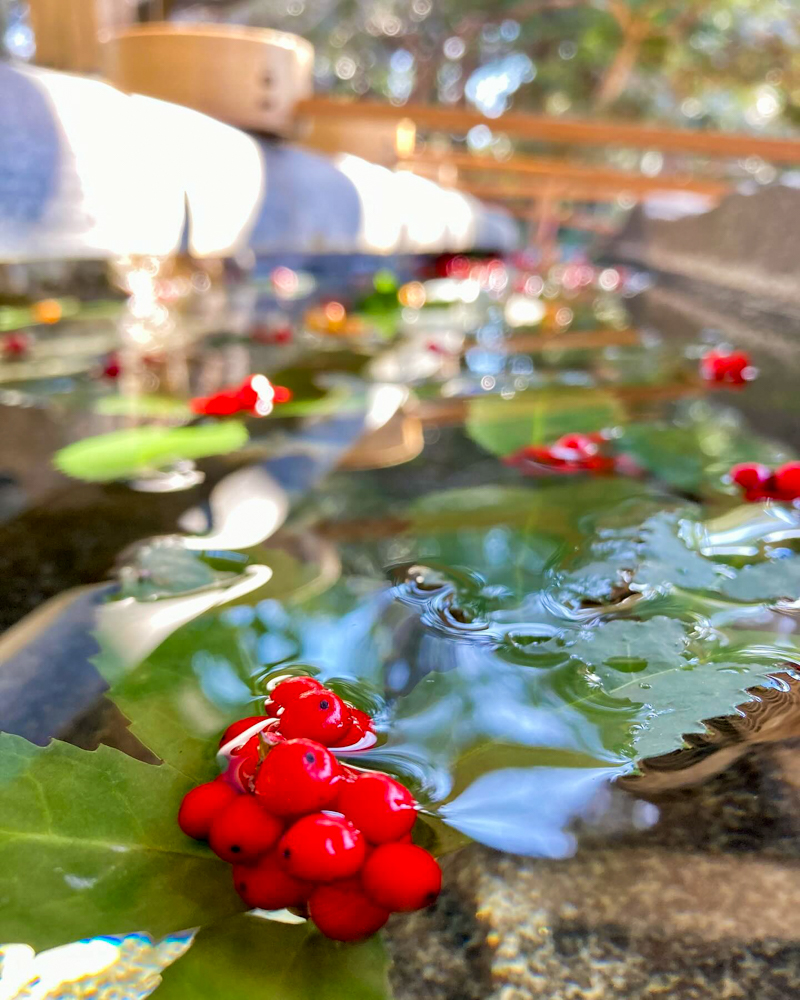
[296,95,800,243]
[296,97,800,164]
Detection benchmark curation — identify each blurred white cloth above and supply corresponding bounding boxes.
[0,62,519,259]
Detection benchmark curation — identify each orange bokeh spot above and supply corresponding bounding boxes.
[33,299,62,324]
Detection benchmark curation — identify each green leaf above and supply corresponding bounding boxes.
[720,559,800,602]
[561,511,729,602]
[583,659,787,762]
[0,735,243,952]
[554,617,690,673]
[53,423,249,482]
[153,914,392,1000]
[94,614,258,784]
[616,407,792,495]
[465,388,625,457]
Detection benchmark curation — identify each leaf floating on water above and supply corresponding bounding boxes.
[465,388,625,458]
[53,422,249,483]
[153,913,391,1000]
[552,617,690,673]
[615,412,790,496]
[0,734,242,952]
[720,559,800,602]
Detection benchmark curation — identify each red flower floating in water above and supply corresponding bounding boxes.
[730,462,800,502]
[191,375,292,417]
[504,432,619,476]
[700,349,754,385]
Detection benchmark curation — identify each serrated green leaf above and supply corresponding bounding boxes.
[153,914,391,1000]
[54,423,249,482]
[561,511,729,602]
[720,559,800,602]
[584,660,786,762]
[465,388,625,457]
[0,735,243,952]
[554,617,690,672]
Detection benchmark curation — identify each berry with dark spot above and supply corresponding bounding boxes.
[254,738,340,816]
[208,794,283,863]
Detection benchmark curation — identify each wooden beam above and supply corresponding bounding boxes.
[296,97,800,164]
[404,173,727,204]
[403,149,730,197]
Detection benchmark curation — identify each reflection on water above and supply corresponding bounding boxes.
[3,256,800,996]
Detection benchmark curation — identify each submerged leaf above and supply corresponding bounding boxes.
[153,914,391,1000]
[0,734,242,951]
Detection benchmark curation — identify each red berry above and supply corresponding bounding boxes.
[2,333,30,359]
[331,708,375,748]
[219,716,271,748]
[233,852,311,910]
[362,843,442,912]
[222,735,263,792]
[102,353,121,379]
[278,813,365,881]
[700,350,726,381]
[265,675,323,716]
[553,433,598,458]
[278,688,351,745]
[308,878,390,941]
[730,463,771,490]
[725,350,750,380]
[208,795,284,863]
[336,772,416,844]
[254,738,340,816]
[178,780,238,840]
[773,462,800,501]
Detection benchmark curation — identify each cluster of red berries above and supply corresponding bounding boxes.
[178,675,442,941]
[503,432,617,476]
[191,375,292,417]
[700,349,753,385]
[730,461,800,503]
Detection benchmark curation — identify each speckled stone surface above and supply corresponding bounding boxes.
[386,743,800,1000]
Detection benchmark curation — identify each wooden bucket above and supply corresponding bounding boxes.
[101,23,314,136]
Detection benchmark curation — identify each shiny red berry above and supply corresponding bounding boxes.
[308,878,390,941]
[362,843,442,912]
[232,852,311,910]
[278,813,365,881]
[336,772,416,844]
[553,433,598,459]
[725,350,750,381]
[331,708,375,748]
[774,462,800,501]
[730,463,771,490]
[219,715,271,748]
[208,794,283,863]
[265,675,323,716]
[177,780,238,840]
[700,350,726,381]
[254,738,340,816]
[278,688,351,745]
